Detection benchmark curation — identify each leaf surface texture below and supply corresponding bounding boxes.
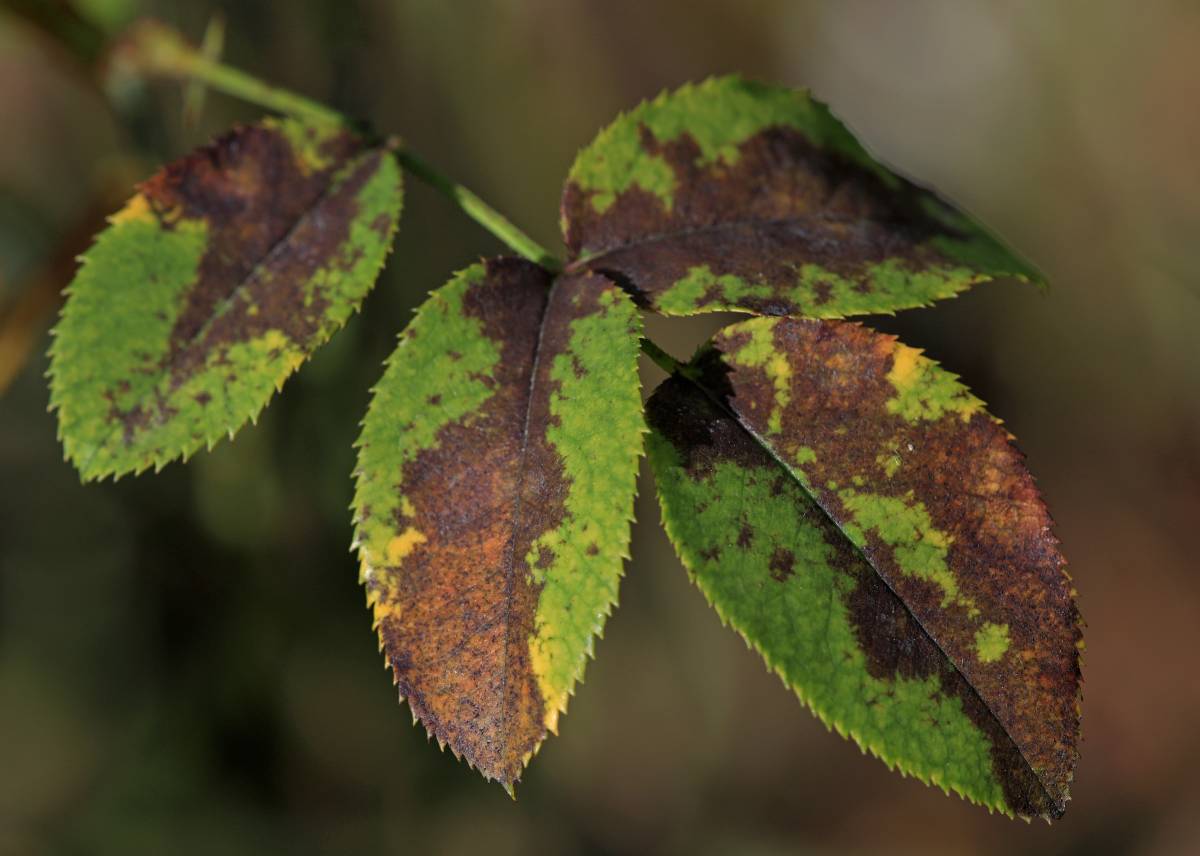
[646,317,1080,818]
[51,117,402,478]
[562,76,1038,318]
[353,259,644,787]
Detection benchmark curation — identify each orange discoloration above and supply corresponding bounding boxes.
[367,261,620,788]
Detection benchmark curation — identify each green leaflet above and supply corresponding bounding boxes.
[646,317,1080,818]
[524,284,647,730]
[561,75,1041,319]
[646,374,1066,819]
[49,117,403,480]
[646,385,1014,813]
[352,259,643,788]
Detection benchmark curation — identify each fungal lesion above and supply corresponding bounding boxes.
[725,318,792,435]
[837,487,980,617]
[656,264,774,314]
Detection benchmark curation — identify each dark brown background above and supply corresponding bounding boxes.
[1,1,1197,853]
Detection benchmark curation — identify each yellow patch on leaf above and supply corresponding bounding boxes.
[886,344,923,391]
[386,527,427,564]
[108,194,155,226]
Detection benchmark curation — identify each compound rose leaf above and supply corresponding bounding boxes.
[352,258,644,790]
[562,76,1039,318]
[645,317,1080,819]
[49,117,403,480]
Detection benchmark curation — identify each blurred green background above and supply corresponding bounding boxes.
[2,1,1198,853]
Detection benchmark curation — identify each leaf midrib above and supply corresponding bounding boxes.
[492,273,559,773]
[670,366,1060,816]
[79,147,376,476]
[566,211,945,275]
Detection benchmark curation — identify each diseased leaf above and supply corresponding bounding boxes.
[352,258,643,789]
[562,76,1039,318]
[645,317,1080,819]
[49,117,403,479]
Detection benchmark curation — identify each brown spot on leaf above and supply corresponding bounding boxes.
[563,125,980,315]
[648,373,1066,818]
[708,318,1079,817]
[154,126,371,369]
[371,210,396,238]
[112,123,389,441]
[841,542,1060,818]
[768,547,795,582]
[370,261,621,787]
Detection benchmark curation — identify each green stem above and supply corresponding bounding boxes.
[128,21,341,124]
[125,21,559,270]
[639,337,687,376]
[394,150,561,271]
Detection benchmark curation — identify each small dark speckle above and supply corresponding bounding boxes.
[769,547,796,582]
[371,211,394,237]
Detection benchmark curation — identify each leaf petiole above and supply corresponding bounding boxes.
[639,337,691,377]
[119,21,343,125]
[392,149,561,271]
[119,21,560,271]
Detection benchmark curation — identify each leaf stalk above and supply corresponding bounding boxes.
[118,21,342,124]
[118,21,560,271]
[392,149,561,271]
[639,337,689,376]
[112,21,692,371]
